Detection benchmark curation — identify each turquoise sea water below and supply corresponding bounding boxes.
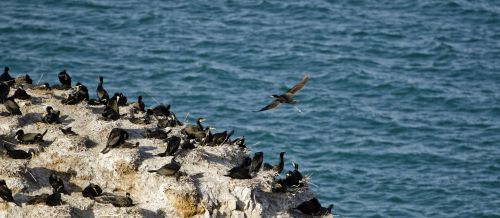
[2,1,500,217]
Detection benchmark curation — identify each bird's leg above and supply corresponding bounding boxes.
[293,105,303,113]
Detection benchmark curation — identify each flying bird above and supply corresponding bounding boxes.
[258,73,309,112]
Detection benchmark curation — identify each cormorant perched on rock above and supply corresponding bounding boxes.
[15,129,47,144]
[0,82,9,103]
[42,106,61,124]
[27,191,62,206]
[147,104,170,117]
[158,136,180,157]
[3,143,35,159]
[157,112,182,128]
[263,152,285,174]
[128,108,150,125]
[231,136,246,148]
[101,128,129,154]
[111,93,127,106]
[148,158,181,177]
[102,96,120,121]
[96,76,109,102]
[82,183,103,198]
[250,152,264,174]
[258,73,309,112]
[183,118,206,140]
[75,82,89,101]
[49,173,69,195]
[284,161,304,188]
[146,128,171,139]
[132,96,145,113]
[181,139,196,150]
[206,130,234,146]
[225,157,252,179]
[60,127,77,135]
[94,192,134,207]
[14,74,32,85]
[12,87,31,100]
[0,180,16,204]
[0,67,13,82]
[4,97,22,115]
[58,70,71,89]
[296,198,333,216]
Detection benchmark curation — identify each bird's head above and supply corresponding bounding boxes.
[4,66,9,73]
[270,94,280,98]
[15,129,24,136]
[46,106,53,113]
[279,152,286,157]
[197,117,206,123]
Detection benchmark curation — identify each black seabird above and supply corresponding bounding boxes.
[82,183,103,198]
[296,198,333,216]
[4,97,22,115]
[158,136,180,157]
[15,129,47,144]
[128,108,150,124]
[0,67,14,82]
[148,158,181,177]
[94,192,134,207]
[0,82,10,103]
[15,74,32,85]
[231,136,246,148]
[27,191,62,206]
[12,87,31,100]
[146,104,171,117]
[181,139,196,150]
[58,70,71,89]
[75,82,89,101]
[102,96,120,121]
[96,76,109,102]
[207,130,234,146]
[111,93,127,106]
[49,173,69,194]
[263,152,285,174]
[258,73,309,112]
[225,157,252,179]
[0,180,16,204]
[146,129,171,139]
[132,96,145,113]
[284,161,304,188]
[42,106,61,124]
[183,118,206,140]
[60,127,77,135]
[250,152,264,173]
[3,143,35,159]
[101,128,129,154]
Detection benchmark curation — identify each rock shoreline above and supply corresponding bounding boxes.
[0,79,330,217]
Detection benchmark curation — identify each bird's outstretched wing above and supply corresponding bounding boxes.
[258,100,281,112]
[286,73,309,95]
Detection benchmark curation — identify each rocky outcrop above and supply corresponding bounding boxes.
[0,86,328,217]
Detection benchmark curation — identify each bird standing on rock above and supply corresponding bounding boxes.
[250,152,264,174]
[102,96,120,121]
[296,198,333,216]
[42,106,61,124]
[258,73,309,112]
[0,180,16,204]
[0,67,14,82]
[97,76,109,102]
[49,173,69,195]
[263,152,286,174]
[132,96,145,113]
[82,183,103,198]
[12,87,31,100]
[158,136,180,157]
[225,157,252,179]
[15,129,47,144]
[94,192,134,207]
[58,70,71,89]
[3,97,22,115]
[148,158,182,177]
[3,143,36,159]
[101,128,129,154]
